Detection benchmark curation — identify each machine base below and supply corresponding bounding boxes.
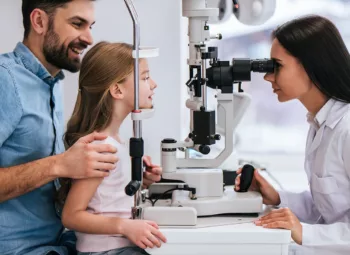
[145,222,291,255]
[142,188,263,226]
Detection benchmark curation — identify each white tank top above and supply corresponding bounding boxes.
[75,136,134,252]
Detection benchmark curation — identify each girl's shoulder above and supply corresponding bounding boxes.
[92,136,127,149]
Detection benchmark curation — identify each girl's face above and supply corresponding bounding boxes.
[264,39,313,102]
[121,59,157,110]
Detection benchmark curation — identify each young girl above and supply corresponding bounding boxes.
[60,41,167,255]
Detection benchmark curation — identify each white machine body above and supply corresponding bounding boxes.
[139,0,275,227]
[122,1,289,254]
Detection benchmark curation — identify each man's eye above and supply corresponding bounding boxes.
[73,22,82,28]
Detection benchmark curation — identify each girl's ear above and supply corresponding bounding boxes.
[109,84,124,100]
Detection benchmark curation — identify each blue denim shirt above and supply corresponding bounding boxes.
[0,43,75,255]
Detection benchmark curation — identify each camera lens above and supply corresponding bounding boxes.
[251,59,275,73]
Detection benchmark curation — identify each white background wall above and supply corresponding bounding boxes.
[4,0,345,192]
[0,0,189,164]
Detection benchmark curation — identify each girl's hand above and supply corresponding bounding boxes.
[120,219,167,249]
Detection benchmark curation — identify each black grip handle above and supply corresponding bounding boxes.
[237,164,255,192]
[125,180,141,196]
[125,137,144,196]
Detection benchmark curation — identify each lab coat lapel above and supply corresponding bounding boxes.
[307,125,325,156]
[305,126,315,155]
[304,126,316,181]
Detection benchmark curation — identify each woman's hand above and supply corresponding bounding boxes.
[235,168,281,206]
[255,207,303,245]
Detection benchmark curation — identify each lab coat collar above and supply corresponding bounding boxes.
[306,99,334,130]
[325,99,350,129]
[315,99,334,128]
[307,99,350,156]
[306,99,349,130]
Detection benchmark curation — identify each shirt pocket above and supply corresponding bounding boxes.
[311,174,338,194]
[311,173,348,222]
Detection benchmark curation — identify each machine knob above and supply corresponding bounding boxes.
[162,138,177,143]
[199,145,210,155]
[236,164,255,192]
[125,180,141,196]
[213,134,221,140]
[161,138,177,152]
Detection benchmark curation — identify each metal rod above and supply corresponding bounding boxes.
[124,0,141,138]
[124,0,143,216]
[201,58,207,109]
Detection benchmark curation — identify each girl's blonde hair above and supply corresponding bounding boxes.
[57,41,135,207]
[65,41,134,147]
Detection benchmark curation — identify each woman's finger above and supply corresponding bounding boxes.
[263,221,290,230]
[255,217,288,226]
[259,211,286,220]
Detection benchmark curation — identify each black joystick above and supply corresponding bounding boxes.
[236,164,255,192]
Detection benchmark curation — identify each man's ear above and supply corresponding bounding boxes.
[30,9,50,36]
[109,84,124,99]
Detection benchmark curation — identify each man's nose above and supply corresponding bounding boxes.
[79,29,93,46]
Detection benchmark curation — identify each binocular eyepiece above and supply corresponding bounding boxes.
[206,57,275,93]
[250,58,275,73]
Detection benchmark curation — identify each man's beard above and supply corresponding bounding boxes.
[43,26,83,73]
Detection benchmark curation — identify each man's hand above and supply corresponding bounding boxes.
[254,207,303,245]
[142,156,162,189]
[55,132,119,179]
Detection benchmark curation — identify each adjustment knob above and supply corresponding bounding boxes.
[125,180,141,196]
[213,134,221,140]
[199,145,210,155]
[162,138,177,143]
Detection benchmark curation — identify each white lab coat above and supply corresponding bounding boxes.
[278,99,350,255]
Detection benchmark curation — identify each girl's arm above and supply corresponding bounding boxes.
[61,176,167,249]
[61,177,126,235]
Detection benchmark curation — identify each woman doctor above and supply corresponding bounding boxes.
[235,15,350,254]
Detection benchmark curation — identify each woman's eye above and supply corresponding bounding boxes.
[275,63,281,71]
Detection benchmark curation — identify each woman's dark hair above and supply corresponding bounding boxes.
[272,15,350,103]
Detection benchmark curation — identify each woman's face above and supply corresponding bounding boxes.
[264,39,313,102]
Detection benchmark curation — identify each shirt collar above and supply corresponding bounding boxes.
[14,42,65,84]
